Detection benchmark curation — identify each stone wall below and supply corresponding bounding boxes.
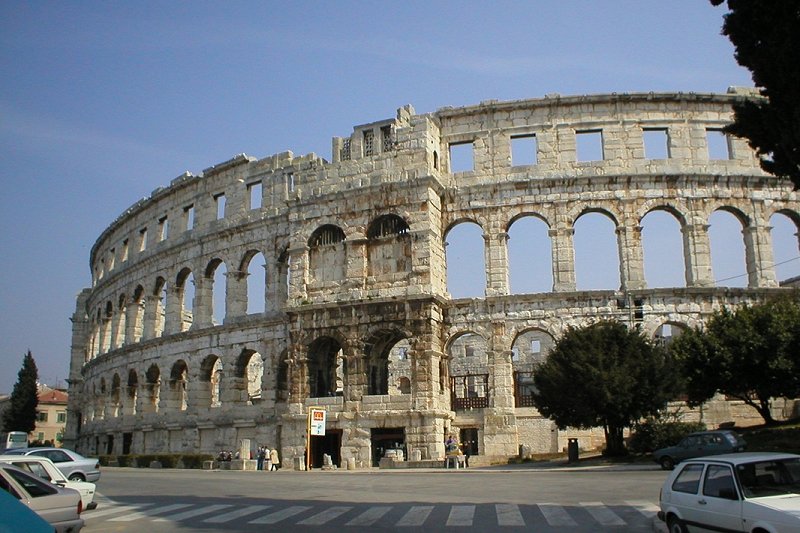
[65,90,799,465]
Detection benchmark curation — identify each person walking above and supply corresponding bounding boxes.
[269,447,279,470]
[256,446,266,471]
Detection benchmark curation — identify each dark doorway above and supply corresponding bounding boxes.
[460,428,479,456]
[309,429,342,469]
[106,435,114,455]
[370,427,406,467]
[122,432,132,455]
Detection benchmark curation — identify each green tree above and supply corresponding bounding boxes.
[669,297,800,425]
[2,350,39,434]
[532,321,677,456]
[711,0,800,188]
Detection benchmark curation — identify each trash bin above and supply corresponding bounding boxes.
[567,438,579,463]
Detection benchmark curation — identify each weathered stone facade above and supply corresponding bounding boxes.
[64,90,799,466]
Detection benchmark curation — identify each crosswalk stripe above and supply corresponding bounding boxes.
[248,505,312,524]
[84,503,152,519]
[153,504,232,521]
[539,503,578,526]
[202,505,271,523]
[297,506,352,525]
[626,500,659,517]
[496,503,525,526]
[580,502,626,526]
[446,505,475,526]
[109,503,193,521]
[346,506,391,526]
[396,505,434,526]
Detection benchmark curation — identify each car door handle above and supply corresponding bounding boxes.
[697,499,707,505]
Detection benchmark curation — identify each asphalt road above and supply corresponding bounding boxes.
[82,464,669,532]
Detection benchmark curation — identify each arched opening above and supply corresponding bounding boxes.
[236,349,264,405]
[447,332,489,409]
[508,215,552,294]
[206,259,227,325]
[114,294,127,348]
[769,211,800,283]
[367,214,411,277]
[169,360,188,411]
[176,268,194,332]
[126,369,138,415]
[102,301,113,353]
[276,349,290,403]
[653,322,687,347]
[110,374,121,417]
[307,337,343,398]
[200,355,223,408]
[131,285,145,343]
[641,209,686,288]
[709,209,748,287]
[308,225,346,284]
[573,210,620,290]
[364,330,408,396]
[145,364,161,412]
[445,221,485,298]
[153,277,167,337]
[243,251,267,314]
[511,328,556,407]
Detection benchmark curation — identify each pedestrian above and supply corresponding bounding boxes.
[257,446,266,471]
[270,447,279,470]
[264,447,271,471]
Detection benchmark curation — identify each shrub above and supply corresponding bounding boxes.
[116,454,132,467]
[629,418,706,453]
[178,453,214,469]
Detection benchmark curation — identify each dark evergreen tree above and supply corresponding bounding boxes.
[2,351,39,434]
[669,297,800,425]
[711,0,800,188]
[532,321,678,456]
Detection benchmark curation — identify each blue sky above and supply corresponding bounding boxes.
[1,1,797,393]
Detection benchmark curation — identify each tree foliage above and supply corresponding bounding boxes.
[2,350,39,434]
[711,0,800,188]
[669,297,800,425]
[532,321,677,456]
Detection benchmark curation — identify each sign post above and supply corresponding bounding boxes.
[306,407,326,471]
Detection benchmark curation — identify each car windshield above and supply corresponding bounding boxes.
[736,458,800,498]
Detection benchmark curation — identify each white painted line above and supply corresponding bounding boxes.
[396,505,434,527]
[446,505,475,526]
[496,503,525,526]
[249,505,312,524]
[202,504,271,523]
[109,503,193,521]
[345,506,391,526]
[297,506,352,525]
[581,502,626,526]
[539,503,577,526]
[153,503,232,521]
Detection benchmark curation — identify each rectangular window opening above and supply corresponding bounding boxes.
[707,128,732,160]
[381,125,393,151]
[158,216,168,242]
[184,204,195,231]
[576,130,604,162]
[121,239,129,262]
[108,249,115,271]
[287,173,295,193]
[214,193,226,220]
[643,128,670,159]
[511,134,538,167]
[449,141,474,172]
[363,130,375,157]
[139,228,148,252]
[531,339,541,354]
[247,182,262,210]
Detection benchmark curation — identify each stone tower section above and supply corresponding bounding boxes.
[64,90,799,465]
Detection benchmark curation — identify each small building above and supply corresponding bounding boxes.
[33,386,68,446]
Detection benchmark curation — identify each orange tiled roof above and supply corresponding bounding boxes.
[37,386,68,404]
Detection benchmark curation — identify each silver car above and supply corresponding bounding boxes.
[0,454,97,510]
[0,462,84,532]
[4,447,101,482]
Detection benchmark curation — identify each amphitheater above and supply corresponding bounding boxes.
[64,89,799,468]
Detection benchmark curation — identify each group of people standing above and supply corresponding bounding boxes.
[256,446,280,471]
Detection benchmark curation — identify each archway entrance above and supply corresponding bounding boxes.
[309,429,342,469]
[370,427,406,467]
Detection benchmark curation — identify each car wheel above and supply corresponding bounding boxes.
[660,456,675,470]
[667,515,688,533]
[68,472,85,482]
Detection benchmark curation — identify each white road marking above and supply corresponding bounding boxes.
[109,503,192,521]
[297,506,352,525]
[202,504,271,523]
[539,503,578,526]
[446,505,475,526]
[580,501,626,526]
[396,505,434,526]
[496,503,525,526]
[248,505,312,524]
[345,506,391,526]
[153,503,232,521]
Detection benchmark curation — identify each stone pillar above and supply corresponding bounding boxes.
[345,239,368,287]
[164,285,183,335]
[192,276,213,328]
[744,224,779,288]
[344,342,367,402]
[287,246,309,301]
[125,300,143,345]
[549,227,576,291]
[482,322,518,456]
[187,377,211,410]
[288,343,309,403]
[226,270,248,318]
[484,231,510,296]
[142,296,158,340]
[617,225,646,290]
[682,223,714,287]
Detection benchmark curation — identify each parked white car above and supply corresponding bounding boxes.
[0,454,96,510]
[658,452,800,533]
[0,462,84,532]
